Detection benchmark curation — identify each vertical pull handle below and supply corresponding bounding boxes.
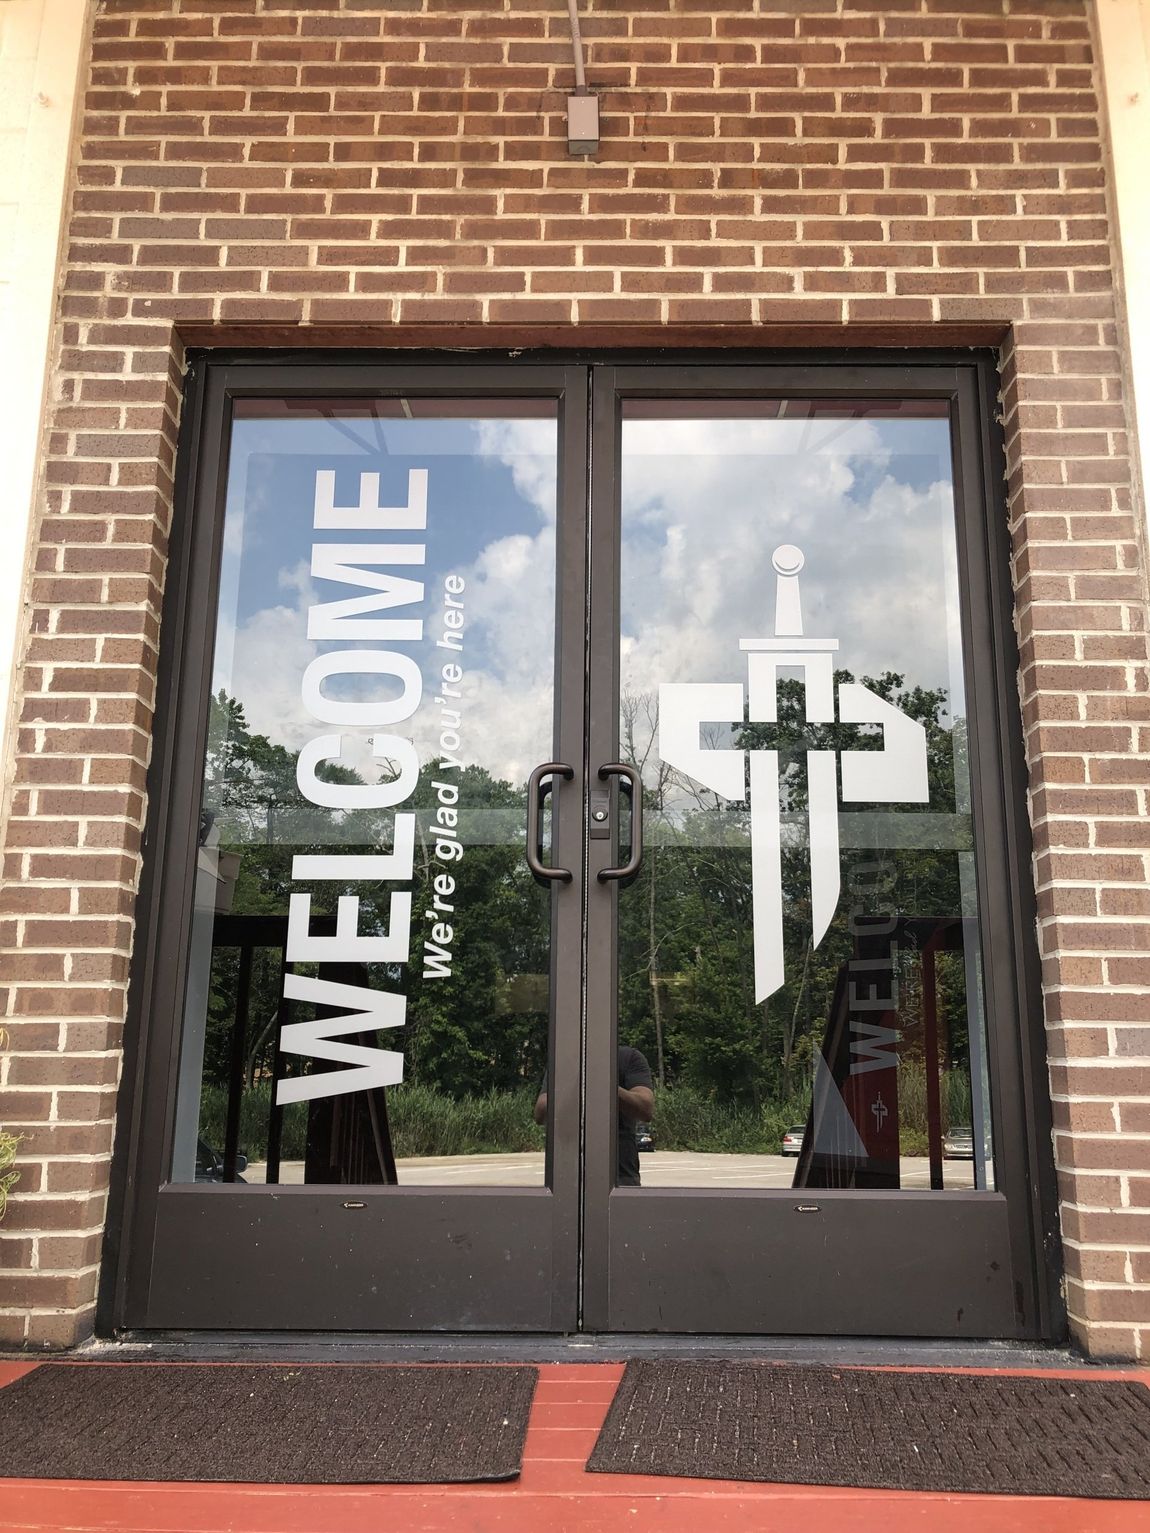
[596,762,643,883]
[526,762,574,883]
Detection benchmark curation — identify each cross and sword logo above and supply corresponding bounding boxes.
[658,546,930,1003]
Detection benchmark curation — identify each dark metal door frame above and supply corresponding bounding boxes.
[104,350,1058,1341]
[107,360,590,1332]
[582,359,1057,1340]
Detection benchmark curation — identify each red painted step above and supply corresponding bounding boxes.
[1,1360,1148,1533]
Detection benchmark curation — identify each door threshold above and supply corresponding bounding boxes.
[72,1332,1091,1370]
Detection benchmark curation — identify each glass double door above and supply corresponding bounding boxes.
[117,359,1049,1338]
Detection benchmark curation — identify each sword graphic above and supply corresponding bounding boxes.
[740,545,841,1002]
[659,545,930,1005]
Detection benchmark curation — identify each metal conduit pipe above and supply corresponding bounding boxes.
[565,0,599,154]
[566,0,587,92]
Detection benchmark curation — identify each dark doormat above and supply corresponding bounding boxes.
[0,1363,537,1484]
[587,1360,1150,1499]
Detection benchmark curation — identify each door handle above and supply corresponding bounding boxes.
[526,762,574,883]
[596,762,643,883]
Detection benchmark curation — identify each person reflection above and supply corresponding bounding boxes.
[534,1045,655,1186]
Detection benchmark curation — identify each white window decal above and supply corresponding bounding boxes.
[659,546,930,1004]
[277,468,430,1105]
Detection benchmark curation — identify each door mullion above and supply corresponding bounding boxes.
[549,365,592,1333]
[580,365,621,1332]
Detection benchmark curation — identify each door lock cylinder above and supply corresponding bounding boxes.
[589,786,611,837]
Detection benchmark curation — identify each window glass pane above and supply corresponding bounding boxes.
[173,400,559,1187]
[617,399,994,1192]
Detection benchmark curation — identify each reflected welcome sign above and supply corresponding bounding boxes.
[277,466,445,1106]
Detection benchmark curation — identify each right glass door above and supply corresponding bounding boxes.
[584,364,1050,1338]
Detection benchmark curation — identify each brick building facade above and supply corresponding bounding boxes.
[1,0,1149,1359]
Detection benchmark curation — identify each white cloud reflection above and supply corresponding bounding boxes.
[617,417,960,709]
[212,414,965,797]
[213,422,560,792]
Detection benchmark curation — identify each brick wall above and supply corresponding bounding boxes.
[1,0,1148,1358]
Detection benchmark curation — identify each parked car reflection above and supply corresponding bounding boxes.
[943,1126,974,1160]
[195,1138,247,1183]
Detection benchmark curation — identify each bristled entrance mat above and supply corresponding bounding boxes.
[586,1361,1150,1499]
[0,1363,537,1484]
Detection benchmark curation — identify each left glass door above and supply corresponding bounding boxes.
[116,364,587,1331]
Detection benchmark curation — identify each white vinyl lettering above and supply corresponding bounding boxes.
[422,944,453,980]
[275,973,406,1104]
[300,649,423,727]
[313,468,428,531]
[280,470,462,1102]
[308,544,425,643]
[285,891,413,965]
[295,733,418,809]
